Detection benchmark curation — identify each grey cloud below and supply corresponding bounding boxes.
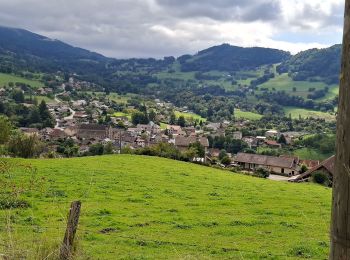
[0,0,344,58]
[289,2,344,30]
[155,0,282,21]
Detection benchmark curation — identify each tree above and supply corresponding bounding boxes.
[169,112,176,125]
[177,116,186,127]
[219,149,227,160]
[28,108,41,125]
[131,111,149,125]
[189,141,205,158]
[300,164,308,174]
[149,109,156,122]
[330,1,350,258]
[38,100,54,127]
[56,138,78,157]
[89,143,104,156]
[0,116,12,144]
[278,134,287,145]
[221,156,231,166]
[12,90,24,103]
[8,133,43,158]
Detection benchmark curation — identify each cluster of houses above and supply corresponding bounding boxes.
[20,121,211,157]
[15,83,334,184]
[20,113,335,184]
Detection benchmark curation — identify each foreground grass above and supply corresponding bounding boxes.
[0,155,331,259]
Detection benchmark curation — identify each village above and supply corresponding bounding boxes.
[9,76,333,186]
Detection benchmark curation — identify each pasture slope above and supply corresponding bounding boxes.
[0,155,331,259]
[0,72,44,88]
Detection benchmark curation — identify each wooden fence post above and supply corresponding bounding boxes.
[59,201,81,260]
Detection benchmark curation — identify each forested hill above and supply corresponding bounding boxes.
[178,44,291,72]
[0,25,342,86]
[277,44,341,84]
[0,26,113,74]
[0,26,107,61]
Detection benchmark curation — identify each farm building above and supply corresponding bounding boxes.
[289,155,335,183]
[234,153,299,176]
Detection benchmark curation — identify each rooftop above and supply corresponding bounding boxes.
[235,153,296,169]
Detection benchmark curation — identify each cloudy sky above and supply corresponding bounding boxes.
[0,0,345,58]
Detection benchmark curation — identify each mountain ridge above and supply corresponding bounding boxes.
[0,25,342,86]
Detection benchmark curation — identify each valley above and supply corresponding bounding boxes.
[0,25,341,259]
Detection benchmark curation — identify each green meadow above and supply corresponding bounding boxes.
[112,111,132,120]
[0,72,44,88]
[107,93,131,104]
[294,148,333,161]
[174,111,207,122]
[24,95,57,104]
[284,107,336,121]
[0,155,331,259]
[260,73,338,100]
[235,109,263,120]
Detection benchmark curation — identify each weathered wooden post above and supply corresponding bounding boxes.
[330,1,350,259]
[60,201,81,260]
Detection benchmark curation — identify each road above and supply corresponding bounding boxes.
[268,174,290,182]
[54,93,76,129]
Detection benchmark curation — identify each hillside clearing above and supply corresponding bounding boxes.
[235,109,263,120]
[0,72,44,88]
[260,73,338,100]
[284,107,336,121]
[0,155,331,259]
[174,111,206,122]
[294,148,333,161]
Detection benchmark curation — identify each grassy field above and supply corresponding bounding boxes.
[294,148,333,161]
[235,109,263,120]
[24,95,57,104]
[112,112,132,120]
[284,107,336,121]
[260,73,338,100]
[156,71,196,81]
[0,72,44,88]
[107,93,131,104]
[0,155,331,259]
[159,122,168,130]
[174,111,206,122]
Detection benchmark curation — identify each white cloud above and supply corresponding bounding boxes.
[0,0,345,58]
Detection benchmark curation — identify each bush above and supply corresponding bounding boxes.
[255,168,270,178]
[221,156,231,166]
[312,171,331,186]
[8,132,44,158]
[300,164,308,173]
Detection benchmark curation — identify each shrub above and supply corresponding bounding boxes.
[221,156,231,166]
[300,164,308,173]
[255,168,270,178]
[312,171,331,186]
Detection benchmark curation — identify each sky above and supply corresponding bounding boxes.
[0,0,345,58]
